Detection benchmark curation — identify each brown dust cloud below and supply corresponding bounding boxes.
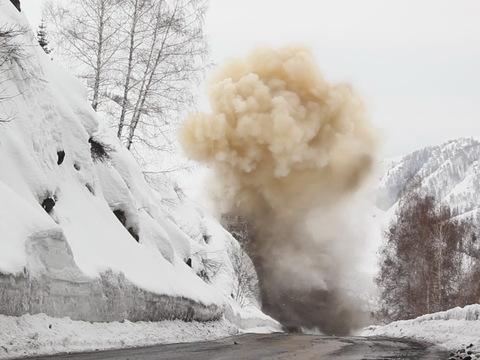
[181,46,377,335]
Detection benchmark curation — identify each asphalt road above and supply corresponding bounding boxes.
[26,334,449,360]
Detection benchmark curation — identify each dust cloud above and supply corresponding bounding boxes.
[180,46,377,335]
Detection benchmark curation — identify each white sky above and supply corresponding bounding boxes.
[23,0,480,157]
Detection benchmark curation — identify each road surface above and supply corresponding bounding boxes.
[26,333,449,359]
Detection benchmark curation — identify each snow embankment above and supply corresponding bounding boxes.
[0,0,282,331]
[225,303,281,334]
[0,0,220,312]
[361,304,480,352]
[0,313,238,359]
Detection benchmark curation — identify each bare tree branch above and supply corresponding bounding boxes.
[0,25,29,124]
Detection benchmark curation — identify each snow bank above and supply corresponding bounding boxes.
[414,304,480,322]
[361,304,480,352]
[224,302,282,334]
[0,313,238,359]
[0,271,222,323]
[0,0,275,331]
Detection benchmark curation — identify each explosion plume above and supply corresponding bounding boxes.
[181,46,376,335]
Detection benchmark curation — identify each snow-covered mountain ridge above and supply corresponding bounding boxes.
[0,0,278,332]
[377,137,480,218]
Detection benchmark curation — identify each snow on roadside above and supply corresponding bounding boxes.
[225,302,282,334]
[361,304,480,352]
[0,313,238,359]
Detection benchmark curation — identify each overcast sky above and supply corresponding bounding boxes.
[23,0,480,157]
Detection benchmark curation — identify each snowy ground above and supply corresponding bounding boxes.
[0,303,281,359]
[0,313,240,359]
[361,304,480,354]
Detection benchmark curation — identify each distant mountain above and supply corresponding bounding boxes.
[377,138,480,218]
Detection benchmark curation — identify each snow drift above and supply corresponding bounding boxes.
[0,0,278,330]
[362,304,480,352]
[181,46,377,335]
[0,313,238,359]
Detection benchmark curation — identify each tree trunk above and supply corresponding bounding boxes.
[126,6,175,149]
[92,2,106,111]
[426,282,430,314]
[117,0,140,139]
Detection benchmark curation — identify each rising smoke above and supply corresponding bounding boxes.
[180,46,377,335]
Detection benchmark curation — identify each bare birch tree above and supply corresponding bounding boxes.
[46,0,208,165]
[115,0,154,138]
[45,0,123,111]
[0,25,27,123]
[123,0,208,151]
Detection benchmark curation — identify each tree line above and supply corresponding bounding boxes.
[376,183,480,321]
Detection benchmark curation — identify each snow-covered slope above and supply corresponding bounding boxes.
[377,137,480,218]
[0,0,279,332]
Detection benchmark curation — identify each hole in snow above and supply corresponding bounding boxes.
[85,183,95,195]
[57,150,65,165]
[128,227,139,243]
[9,0,20,12]
[203,234,211,244]
[41,197,55,214]
[113,209,127,226]
[113,209,139,243]
[74,163,81,171]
